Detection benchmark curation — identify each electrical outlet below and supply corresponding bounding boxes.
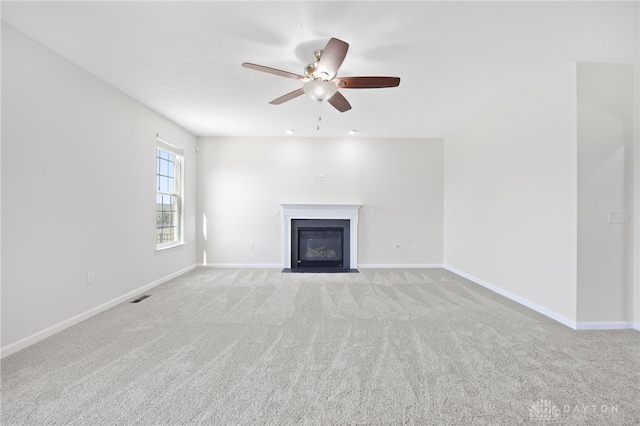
[412,243,419,251]
[521,265,527,276]
[318,174,325,181]
[273,208,279,216]
[87,271,94,284]
[370,208,377,217]
[249,243,254,250]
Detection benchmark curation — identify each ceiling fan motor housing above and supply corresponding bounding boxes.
[304,49,327,80]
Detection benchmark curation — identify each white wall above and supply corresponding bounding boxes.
[576,63,636,325]
[444,65,579,324]
[196,137,443,267]
[1,24,197,354]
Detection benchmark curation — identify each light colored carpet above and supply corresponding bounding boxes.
[1,268,639,425]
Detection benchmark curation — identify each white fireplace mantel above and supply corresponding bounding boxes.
[281,204,361,269]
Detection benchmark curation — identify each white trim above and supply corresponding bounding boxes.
[0,264,197,359]
[358,264,444,269]
[443,264,578,329]
[634,61,640,336]
[156,137,184,156]
[281,204,361,269]
[204,263,283,269]
[155,241,186,253]
[575,322,637,330]
[204,263,445,269]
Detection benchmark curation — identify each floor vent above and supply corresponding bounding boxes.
[131,295,151,304]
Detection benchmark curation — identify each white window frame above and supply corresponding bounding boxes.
[156,139,184,251]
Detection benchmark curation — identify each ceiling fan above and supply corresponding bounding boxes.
[242,38,400,112]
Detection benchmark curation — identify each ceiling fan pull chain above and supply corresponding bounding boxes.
[317,100,322,131]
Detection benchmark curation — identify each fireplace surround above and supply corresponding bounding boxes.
[292,219,350,269]
[281,204,361,271]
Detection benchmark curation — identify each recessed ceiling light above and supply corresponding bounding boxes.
[285,129,295,135]
[348,130,357,135]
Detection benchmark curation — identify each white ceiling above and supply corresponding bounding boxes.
[2,1,638,138]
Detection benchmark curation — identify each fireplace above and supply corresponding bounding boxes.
[292,219,350,269]
[281,204,361,272]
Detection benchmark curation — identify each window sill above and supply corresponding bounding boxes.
[156,242,186,253]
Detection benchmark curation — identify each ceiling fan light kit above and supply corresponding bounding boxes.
[242,37,400,113]
[303,80,338,101]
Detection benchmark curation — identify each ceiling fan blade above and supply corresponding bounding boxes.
[269,88,305,105]
[316,38,349,80]
[242,63,306,80]
[334,76,401,89]
[327,91,352,113]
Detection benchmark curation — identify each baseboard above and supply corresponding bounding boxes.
[575,322,638,330]
[205,263,444,270]
[0,264,197,359]
[204,263,446,269]
[443,264,578,329]
[204,263,283,268]
[358,264,444,269]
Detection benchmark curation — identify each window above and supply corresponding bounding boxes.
[156,139,184,249]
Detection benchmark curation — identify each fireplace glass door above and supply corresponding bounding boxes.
[298,228,343,267]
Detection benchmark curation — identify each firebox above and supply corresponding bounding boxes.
[291,219,350,271]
